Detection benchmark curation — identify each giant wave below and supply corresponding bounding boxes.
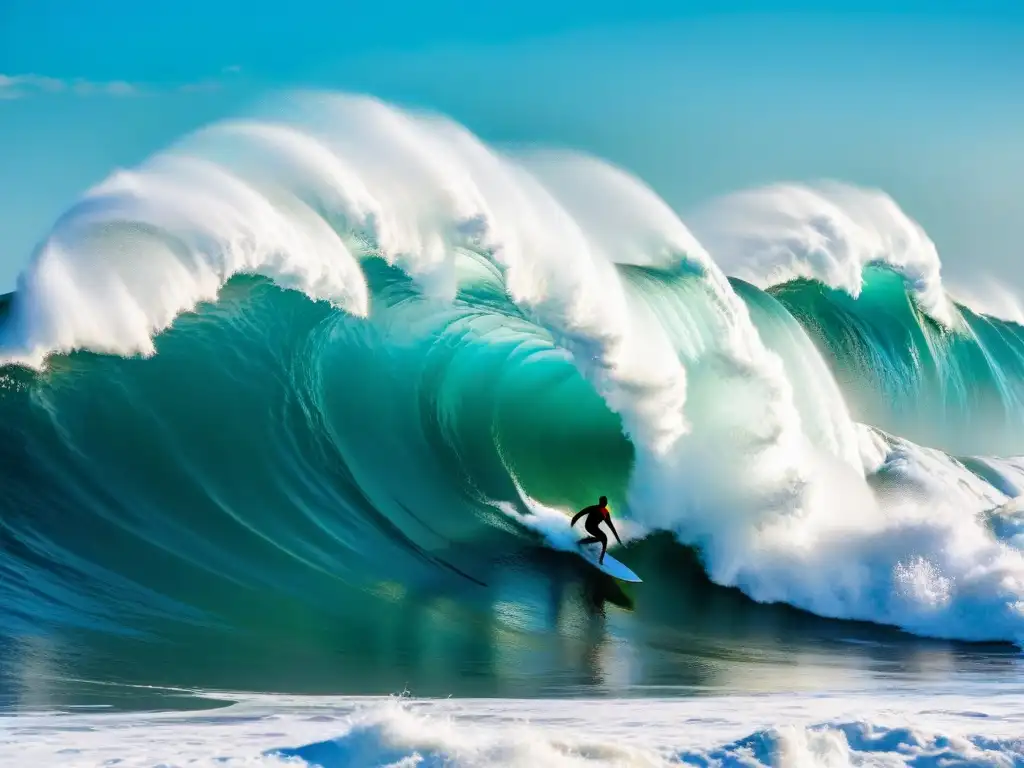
[3,92,1024,667]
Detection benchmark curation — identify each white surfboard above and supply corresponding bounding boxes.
[575,542,642,583]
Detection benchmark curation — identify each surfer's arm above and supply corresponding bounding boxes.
[606,517,622,544]
[570,509,587,527]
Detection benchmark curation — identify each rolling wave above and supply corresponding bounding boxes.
[771,269,1024,457]
[3,91,1024,668]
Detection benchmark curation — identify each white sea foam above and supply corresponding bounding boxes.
[0,154,369,367]
[687,181,959,328]
[3,689,1023,767]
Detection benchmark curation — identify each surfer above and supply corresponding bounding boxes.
[570,496,621,565]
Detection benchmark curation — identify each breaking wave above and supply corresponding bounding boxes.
[4,92,1024,665]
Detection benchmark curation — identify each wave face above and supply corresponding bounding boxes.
[770,269,1024,457]
[4,92,1024,674]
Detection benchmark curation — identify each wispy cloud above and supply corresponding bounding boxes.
[0,74,139,99]
[0,67,244,100]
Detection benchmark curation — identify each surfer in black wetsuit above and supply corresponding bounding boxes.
[570,496,621,565]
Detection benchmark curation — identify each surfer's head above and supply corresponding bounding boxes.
[599,496,607,507]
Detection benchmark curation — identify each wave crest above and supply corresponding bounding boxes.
[689,181,957,327]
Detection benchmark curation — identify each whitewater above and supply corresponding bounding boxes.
[4,686,1024,767]
[4,89,1024,765]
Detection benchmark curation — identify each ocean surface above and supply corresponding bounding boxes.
[3,92,1024,765]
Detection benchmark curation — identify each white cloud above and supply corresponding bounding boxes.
[0,73,139,99]
[0,70,238,100]
[0,78,20,100]
[70,78,139,97]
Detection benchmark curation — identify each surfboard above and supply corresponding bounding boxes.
[575,542,642,583]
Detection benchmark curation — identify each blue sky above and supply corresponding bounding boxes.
[1,1,1022,294]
